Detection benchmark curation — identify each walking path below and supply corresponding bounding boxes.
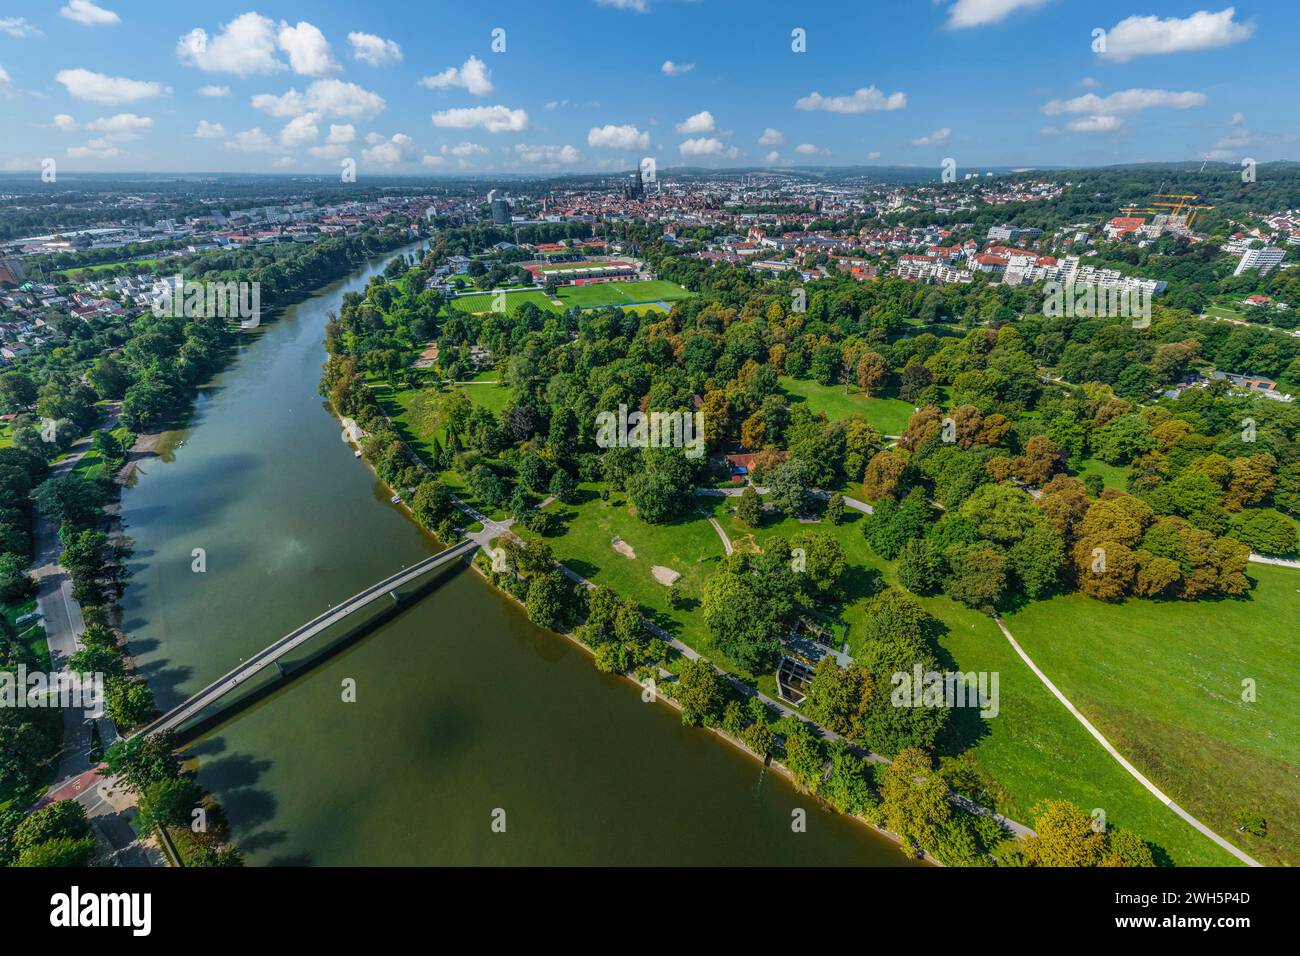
[1248,553,1300,569]
[992,614,1262,867]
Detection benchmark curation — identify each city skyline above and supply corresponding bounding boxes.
[0,0,1296,176]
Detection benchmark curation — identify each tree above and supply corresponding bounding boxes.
[11,800,90,857]
[1006,523,1066,598]
[135,777,205,834]
[104,733,181,792]
[781,720,826,793]
[803,657,872,741]
[897,538,945,595]
[1021,800,1107,867]
[0,371,36,413]
[1229,510,1296,555]
[881,747,951,858]
[525,570,570,630]
[33,475,106,530]
[15,835,96,867]
[825,492,846,525]
[855,352,890,397]
[792,531,846,599]
[547,468,577,504]
[410,479,454,530]
[0,553,34,604]
[736,486,763,527]
[946,545,1008,609]
[767,457,812,517]
[863,450,907,501]
[700,554,792,673]
[821,740,877,817]
[675,658,725,727]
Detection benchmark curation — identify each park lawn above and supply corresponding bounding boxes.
[699,491,1238,866]
[1205,298,1247,321]
[448,290,559,315]
[57,257,160,277]
[462,380,512,418]
[529,483,731,659]
[370,382,444,464]
[556,280,692,310]
[0,423,11,448]
[1074,456,1129,491]
[779,376,915,436]
[71,424,131,480]
[1003,565,1300,867]
[3,597,50,670]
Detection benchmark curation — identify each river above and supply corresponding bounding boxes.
[118,244,918,866]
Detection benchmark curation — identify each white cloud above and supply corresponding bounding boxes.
[198,85,230,98]
[0,17,42,38]
[56,69,168,105]
[178,13,283,76]
[253,79,387,120]
[794,143,822,155]
[272,156,296,169]
[596,0,648,11]
[1079,76,1100,89]
[675,110,715,134]
[225,127,275,152]
[420,56,493,95]
[433,105,529,133]
[912,127,951,146]
[67,143,120,159]
[945,0,1049,29]
[680,137,738,159]
[758,128,784,146]
[85,113,153,141]
[514,143,581,165]
[765,151,780,164]
[421,154,448,168]
[1202,112,1295,160]
[588,124,649,149]
[867,151,881,160]
[348,32,402,67]
[661,60,694,76]
[442,142,487,157]
[1066,115,1124,133]
[278,21,337,76]
[280,112,320,147]
[363,132,415,165]
[1042,88,1207,116]
[60,1,119,27]
[326,123,355,144]
[796,86,906,113]
[0,65,12,99]
[1100,8,1255,62]
[53,114,79,132]
[195,120,225,139]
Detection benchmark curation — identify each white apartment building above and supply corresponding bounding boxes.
[1234,246,1286,277]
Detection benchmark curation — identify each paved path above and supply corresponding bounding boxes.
[992,614,1261,866]
[1248,553,1300,569]
[30,408,122,787]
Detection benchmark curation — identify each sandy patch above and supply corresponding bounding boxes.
[732,533,761,554]
[651,565,681,586]
[612,537,637,559]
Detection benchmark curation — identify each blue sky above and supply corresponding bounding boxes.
[0,0,1295,175]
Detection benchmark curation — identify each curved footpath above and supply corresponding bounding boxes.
[992,614,1262,867]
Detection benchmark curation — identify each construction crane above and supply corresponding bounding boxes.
[1151,194,1215,228]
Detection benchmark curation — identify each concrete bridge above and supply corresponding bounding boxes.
[133,535,482,739]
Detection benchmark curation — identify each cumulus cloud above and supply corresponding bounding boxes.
[514,143,581,165]
[679,137,738,159]
[765,151,780,164]
[1042,88,1207,116]
[198,85,230,97]
[178,13,283,76]
[1066,115,1125,133]
[661,60,694,76]
[1202,112,1295,160]
[945,0,1049,29]
[348,32,402,67]
[758,128,784,146]
[56,69,168,105]
[440,142,486,158]
[596,0,648,11]
[420,56,493,95]
[53,114,79,132]
[195,120,225,138]
[278,21,337,76]
[794,143,824,155]
[362,132,415,165]
[796,85,906,113]
[326,124,355,144]
[85,113,153,140]
[1099,8,1255,62]
[0,66,13,99]
[432,105,528,133]
[588,124,650,149]
[421,154,447,168]
[0,17,42,38]
[252,79,387,120]
[912,127,951,146]
[675,110,715,134]
[280,112,320,147]
[60,1,119,27]
[68,143,120,159]
[225,128,275,153]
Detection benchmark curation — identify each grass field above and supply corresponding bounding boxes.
[556,280,692,309]
[70,425,131,480]
[1074,456,1129,491]
[448,290,559,315]
[1003,565,1300,866]
[779,376,916,436]
[528,483,730,655]
[695,492,1238,865]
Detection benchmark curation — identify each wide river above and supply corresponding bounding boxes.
[119,244,917,866]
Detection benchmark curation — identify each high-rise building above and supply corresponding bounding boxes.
[1234,246,1286,277]
[491,198,512,225]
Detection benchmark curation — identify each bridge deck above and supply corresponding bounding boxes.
[133,537,480,739]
